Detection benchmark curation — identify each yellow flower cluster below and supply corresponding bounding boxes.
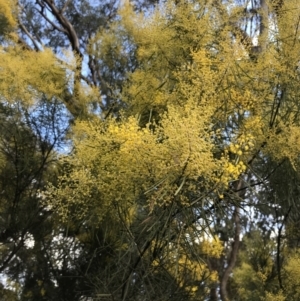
[200,236,223,258]
[266,125,300,170]
[230,89,256,111]
[219,161,247,187]
[159,238,222,296]
[229,134,255,156]
[0,0,16,31]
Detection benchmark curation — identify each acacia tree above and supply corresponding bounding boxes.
[40,0,300,300]
[2,0,300,300]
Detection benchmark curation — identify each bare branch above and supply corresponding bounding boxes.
[42,0,82,56]
[35,7,68,34]
[220,205,241,301]
[19,23,41,51]
[16,36,34,51]
[60,0,72,14]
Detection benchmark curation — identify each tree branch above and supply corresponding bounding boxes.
[276,205,291,291]
[220,180,243,301]
[19,23,40,51]
[42,0,82,56]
